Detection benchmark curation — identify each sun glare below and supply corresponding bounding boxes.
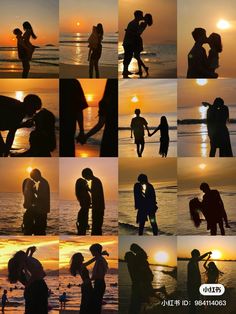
[15,91,24,102]
[26,166,33,174]
[211,250,222,260]
[196,79,208,86]
[155,251,169,264]
[131,95,139,103]
[217,19,230,30]
[86,94,94,102]
[76,22,80,27]
[198,163,207,170]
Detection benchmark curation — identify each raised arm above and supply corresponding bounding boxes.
[4,129,17,156]
[26,246,36,257]
[203,254,210,270]
[198,251,212,261]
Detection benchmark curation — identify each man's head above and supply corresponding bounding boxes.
[30,168,42,182]
[23,94,42,116]
[90,243,103,257]
[213,97,224,107]
[137,173,148,184]
[191,249,200,259]
[134,10,143,21]
[192,28,207,44]
[200,182,210,193]
[134,108,141,116]
[82,168,93,180]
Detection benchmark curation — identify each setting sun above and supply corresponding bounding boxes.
[131,95,139,103]
[26,166,33,174]
[217,19,230,30]
[85,94,94,102]
[211,250,222,260]
[155,251,169,264]
[196,79,208,86]
[76,21,80,27]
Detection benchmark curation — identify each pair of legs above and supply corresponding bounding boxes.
[135,139,145,157]
[77,207,89,235]
[134,51,149,77]
[34,212,47,235]
[22,58,30,78]
[123,45,134,77]
[210,221,225,235]
[139,213,158,235]
[93,279,106,314]
[24,280,48,314]
[89,47,102,78]
[91,210,104,235]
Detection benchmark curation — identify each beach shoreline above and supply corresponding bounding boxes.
[60,63,117,78]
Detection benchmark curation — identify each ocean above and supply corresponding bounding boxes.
[60,32,118,66]
[119,112,177,158]
[177,187,236,235]
[59,272,118,311]
[118,42,177,78]
[0,46,59,75]
[59,199,118,235]
[0,192,59,235]
[119,182,177,235]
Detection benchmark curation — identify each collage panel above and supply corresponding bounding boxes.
[0,79,59,157]
[59,158,118,236]
[59,0,118,79]
[59,236,118,313]
[119,0,177,79]
[178,0,236,78]
[0,236,59,313]
[178,79,236,157]
[177,158,236,236]
[177,236,236,313]
[0,0,59,79]
[119,236,177,314]
[59,78,118,158]
[0,158,59,236]
[119,79,177,158]
[119,158,177,236]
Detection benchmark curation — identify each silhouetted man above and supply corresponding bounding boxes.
[0,94,42,156]
[82,168,105,235]
[200,182,230,235]
[30,169,50,235]
[187,28,217,78]
[187,249,212,314]
[90,244,108,314]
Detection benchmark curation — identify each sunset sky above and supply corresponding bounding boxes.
[119,158,177,188]
[178,158,236,191]
[119,236,177,266]
[79,79,106,107]
[60,236,118,270]
[60,0,118,33]
[178,0,236,77]
[0,158,59,193]
[0,0,58,46]
[119,79,177,115]
[178,236,236,260]
[119,0,177,44]
[0,236,59,271]
[59,158,118,201]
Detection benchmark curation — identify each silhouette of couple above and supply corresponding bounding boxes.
[203,98,233,157]
[122,10,153,78]
[189,182,230,235]
[0,94,56,157]
[70,243,108,314]
[13,21,37,78]
[75,168,105,235]
[60,79,118,157]
[88,23,104,78]
[187,28,222,78]
[187,249,224,314]
[22,169,50,235]
[134,174,158,235]
[131,109,169,157]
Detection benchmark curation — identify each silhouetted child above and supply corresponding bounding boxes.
[149,116,169,157]
[203,255,224,283]
[208,33,222,75]
[13,28,30,78]
[1,290,8,313]
[59,292,67,310]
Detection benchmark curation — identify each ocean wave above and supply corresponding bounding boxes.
[119,222,174,236]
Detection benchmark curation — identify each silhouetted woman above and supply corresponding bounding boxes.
[89,23,103,78]
[149,116,169,157]
[22,21,37,60]
[208,33,222,77]
[75,178,91,235]
[22,178,36,235]
[203,255,224,283]
[134,174,158,235]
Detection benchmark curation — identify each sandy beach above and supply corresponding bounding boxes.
[60,63,117,78]
[0,71,58,78]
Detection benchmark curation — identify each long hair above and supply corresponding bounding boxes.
[96,23,104,37]
[205,262,224,282]
[208,33,222,53]
[8,251,26,283]
[160,116,168,127]
[69,253,83,277]
[144,14,153,26]
[23,21,37,39]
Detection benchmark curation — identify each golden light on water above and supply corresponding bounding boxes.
[131,95,139,103]
[217,19,230,30]
[196,79,208,86]
[15,91,24,101]
[211,250,222,260]
[198,163,207,170]
[155,251,169,264]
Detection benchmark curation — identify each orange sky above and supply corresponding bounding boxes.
[0,158,59,193]
[79,79,106,107]
[178,236,236,260]
[0,0,58,46]
[119,0,177,44]
[0,237,59,271]
[178,0,236,77]
[119,79,177,115]
[59,236,118,270]
[59,158,118,201]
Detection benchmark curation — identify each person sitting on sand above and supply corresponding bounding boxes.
[149,116,169,157]
[1,290,8,313]
[130,109,149,157]
[203,254,224,284]
[13,28,30,78]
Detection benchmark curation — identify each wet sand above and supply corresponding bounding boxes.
[60,63,117,78]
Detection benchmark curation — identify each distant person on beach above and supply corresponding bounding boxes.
[82,168,105,235]
[60,79,88,156]
[88,23,103,78]
[199,182,230,235]
[130,109,149,157]
[187,249,212,314]
[75,178,91,235]
[134,174,158,235]
[59,292,68,311]
[187,28,218,78]
[1,290,8,313]
[22,178,37,235]
[8,246,48,314]
[149,116,169,157]
[78,79,118,156]
[13,28,30,78]
[0,94,42,157]
[203,254,224,284]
